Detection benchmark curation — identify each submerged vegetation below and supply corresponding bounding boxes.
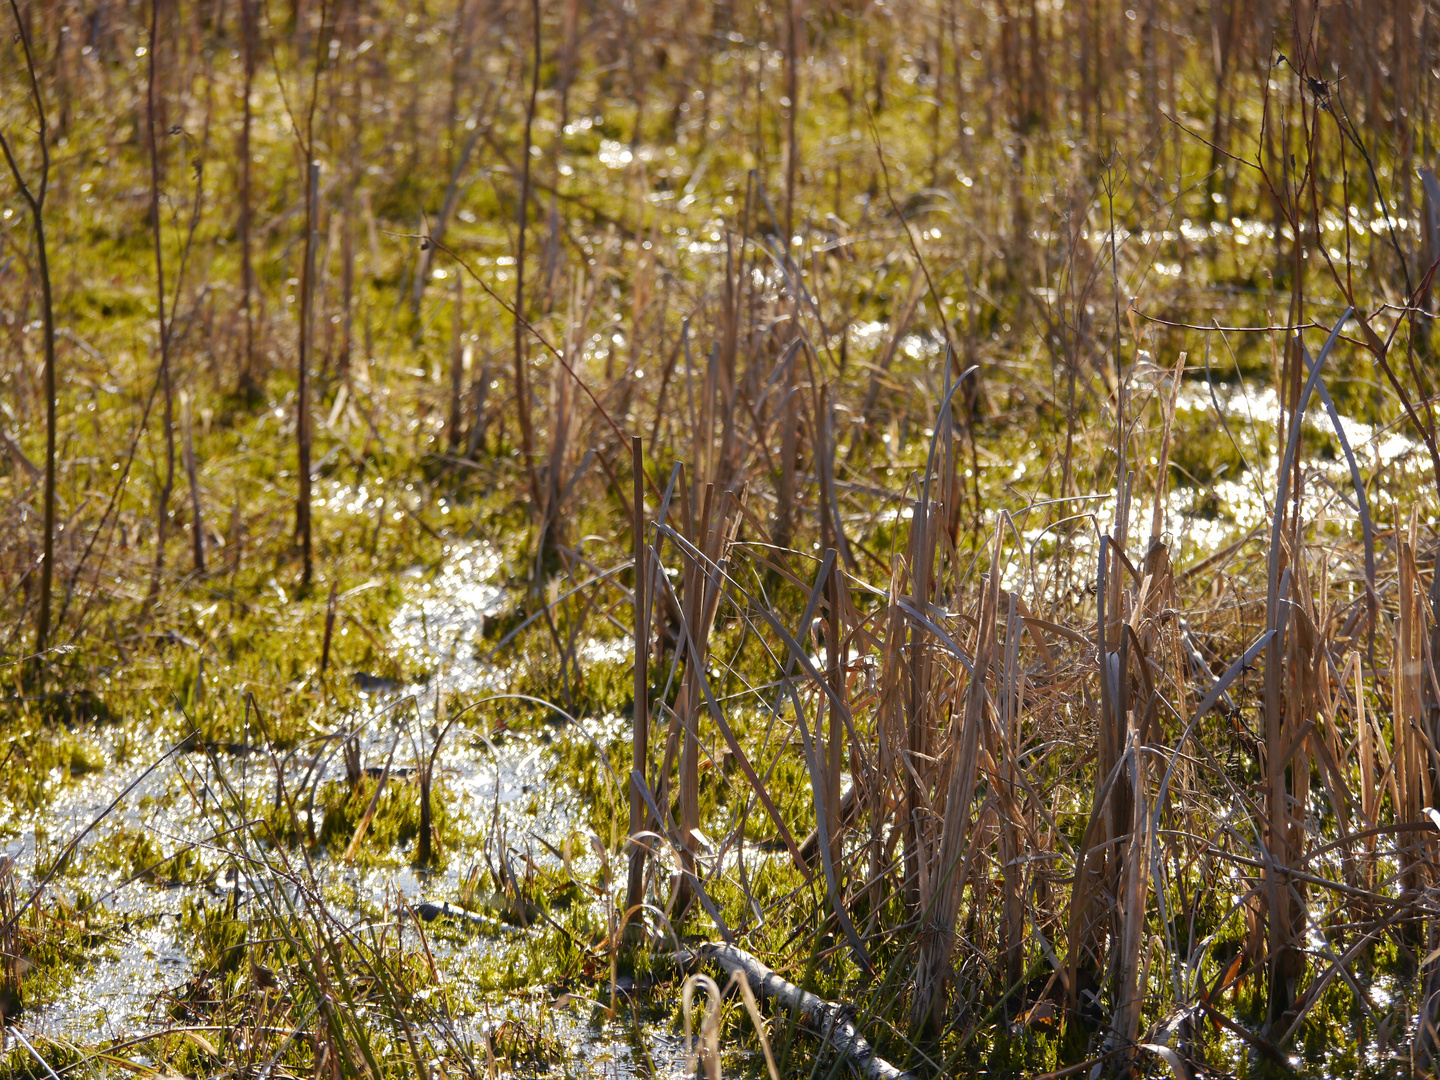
[3,0,1440,1077]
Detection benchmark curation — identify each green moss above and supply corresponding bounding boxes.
[1169,405,1256,486]
[0,12,1433,1079]
[80,825,206,885]
[313,772,464,868]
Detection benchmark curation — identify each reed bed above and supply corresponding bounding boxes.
[0,0,1438,1078]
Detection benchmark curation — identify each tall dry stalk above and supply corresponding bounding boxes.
[1259,321,1347,1020]
[626,435,650,916]
[297,160,319,589]
[0,856,16,1026]
[143,0,176,614]
[912,521,999,1033]
[513,0,542,516]
[0,0,54,675]
[672,481,734,909]
[995,590,1025,992]
[447,273,465,453]
[1396,530,1431,900]
[237,0,258,396]
[181,391,205,574]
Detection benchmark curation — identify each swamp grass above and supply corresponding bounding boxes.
[2,1,1440,1078]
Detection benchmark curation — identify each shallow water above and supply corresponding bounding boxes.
[4,368,1425,1073]
[1,541,673,1076]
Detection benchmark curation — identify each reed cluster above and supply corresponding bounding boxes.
[0,0,1438,1077]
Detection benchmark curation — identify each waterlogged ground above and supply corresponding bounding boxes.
[2,363,1429,1077]
[1,1,1435,1071]
[1,533,705,1078]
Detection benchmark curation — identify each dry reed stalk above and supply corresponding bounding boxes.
[1263,565,1300,1027]
[659,522,812,875]
[823,542,847,871]
[774,357,799,556]
[0,9,53,674]
[539,340,575,559]
[996,589,1025,992]
[1109,541,1173,1063]
[1065,534,1125,1015]
[1107,729,1151,1069]
[338,184,354,376]
[626,435,650,916]
[891,587,924,924]
[1420,905,1440,1075]
[143,0,175,615]
[912,521,1000,1033]
[1405,521,1440,1075]
[236,0,257,394]
[1350,653,1378,887]
[0,855,15,1023]
[1258,321,1348,1019]
[653,471,742,913]
[1283,540,1327,990]
[901,507,937,920]
[870,571,907,921]
[297,160,319,590]
[676,479,710,895]
[1303,608,1357,910]
[320,578,338,676]
[725,543,873,968]
[1396,534,1431,900]
[181,390,205,574]
[447,272,465,452]
[512,0,542,515]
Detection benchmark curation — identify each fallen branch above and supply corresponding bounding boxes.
[411,900,527,931]
[687,943,916,1080]
[412,901,488,926]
